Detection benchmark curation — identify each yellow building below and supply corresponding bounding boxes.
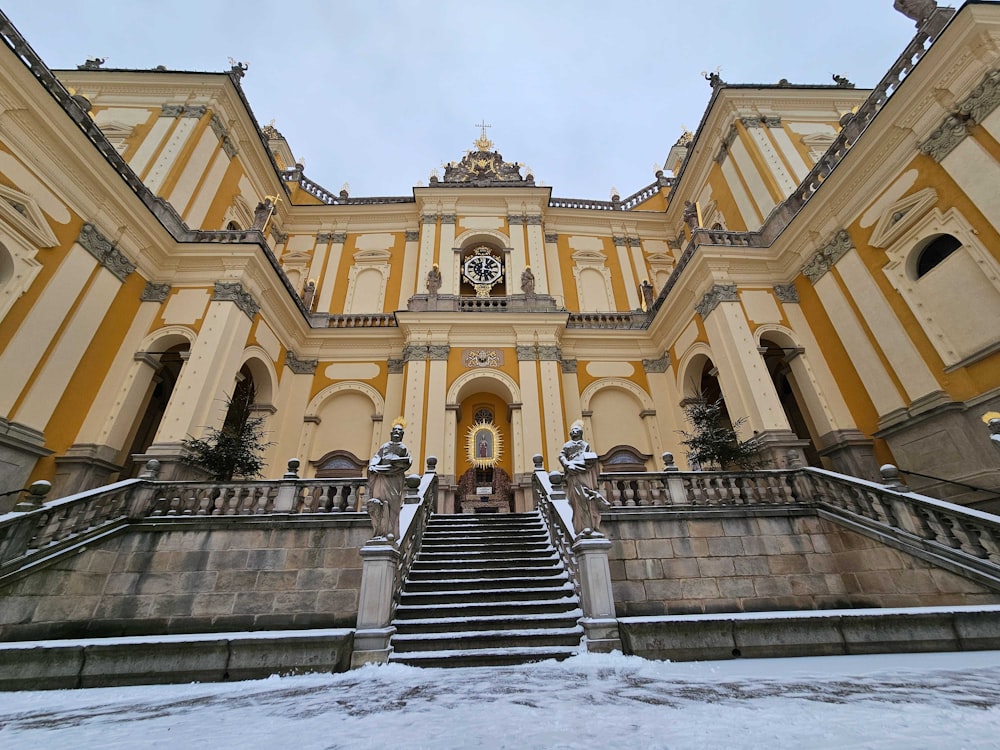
[1,1,999,513]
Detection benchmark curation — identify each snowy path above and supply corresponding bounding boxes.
[2,651,1000,749]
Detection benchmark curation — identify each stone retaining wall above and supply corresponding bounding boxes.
[0,516,370,641]
[606,508,1000,616]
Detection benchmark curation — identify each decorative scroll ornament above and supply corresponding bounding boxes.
[801,229,853,283]
[773,283,800,303]
[77,223,136,282]
[958,68,1000,126]
[466,420,503,469]
[919,113,969,162]
[441,126,530,184]
[284,351,318,374]
[140,282,171,302]
[212,281,260,319]
[694,283,739,318]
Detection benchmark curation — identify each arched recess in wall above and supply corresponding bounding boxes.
[571,249,614,311]
[580,378,656,465]
[301,381,385,477]
[345,249,391,314]
[238,347,277,409]
[115,326,197,477]
[755,325,821,466]
[675,344,736,467]
[454,229,511,299]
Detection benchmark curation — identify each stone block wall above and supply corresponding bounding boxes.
[0,516,370,640]
[606,509,1000,617]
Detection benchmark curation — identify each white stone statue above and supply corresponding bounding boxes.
[559,422,610,537]
[365,419,412,541]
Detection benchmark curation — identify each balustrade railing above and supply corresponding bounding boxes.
[147,477,367,515]
[532,458,580,600]
[566,311,646,329]
[327,313,397,328]
[598,469,799,508]
[395,458,439,607]
[0,478,148,572]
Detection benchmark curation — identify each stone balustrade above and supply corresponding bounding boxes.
[532,459,580,601]
[566,311,647,329]
[327,313,398,328]
[599,469,798,507]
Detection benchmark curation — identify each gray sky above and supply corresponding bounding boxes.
[3,1,922,199]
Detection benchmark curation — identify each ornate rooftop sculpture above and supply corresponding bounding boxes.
[440,121,531,185]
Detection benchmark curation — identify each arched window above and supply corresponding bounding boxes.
[914,234,961,279]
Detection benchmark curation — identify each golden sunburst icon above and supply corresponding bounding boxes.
[466,420,502,469]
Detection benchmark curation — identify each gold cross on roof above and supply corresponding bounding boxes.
[474,119,494,151]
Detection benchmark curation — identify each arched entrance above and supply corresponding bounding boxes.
[454,392,513,514]
[758,334,821,466]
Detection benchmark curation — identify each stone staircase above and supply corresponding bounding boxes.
[388,511,583,667]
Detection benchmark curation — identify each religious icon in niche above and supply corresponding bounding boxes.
[466,420,502,469]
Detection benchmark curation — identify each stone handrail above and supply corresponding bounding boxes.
[396,458,439,605]
[595,461,1000,586]
[148,476,368,515]
[599,469,799,507]
[327,314,398,328]
[531,458,581,600]
[0,478,148,574]
[799,467,1000,582]
[566,311,648,329]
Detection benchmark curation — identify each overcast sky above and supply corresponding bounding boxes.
[3,1,925,199]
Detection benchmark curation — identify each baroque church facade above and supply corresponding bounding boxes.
[1,1,999,513]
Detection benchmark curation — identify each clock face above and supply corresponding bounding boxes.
[463,254,503,285]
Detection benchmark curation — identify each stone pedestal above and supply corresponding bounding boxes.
[571,535,621,652]
[351,541,401,668]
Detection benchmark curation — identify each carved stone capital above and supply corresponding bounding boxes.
[516,345,536,361]
[762,116,782,128]
[561,358,578,374]
[642,353,671,373]
[183,104,207,118]
[161,103,185,117]
[507,214,524,225]
[801,229,853,284]
[78,223,135,282]
[612,235,626,247]
[773,283,800,303]
[140,282,171,302]
[209,114,238,158]
[212,281,260,319]
[439,213,456,225]
[740,116,762,129]
[402,344,424,361]
[404,230,420,242]
[525,215,543,225]
[544,232,559,244]
[427,344,450,360]
[919,113,970,162]
[723,124,738,148]
[537,345,561,361]
[387,358,405,374]
[284,351,318,374]
[420,213,438,224]
[959,68,1000,125]
[627,237,642,248]
[695,283,739,318]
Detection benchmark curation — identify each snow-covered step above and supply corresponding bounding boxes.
[388,644,580,668]
[389,510,583,668]
[390,625,585,653]
[393,609,585,634]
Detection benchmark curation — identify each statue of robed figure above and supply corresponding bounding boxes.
[365,419,412,541]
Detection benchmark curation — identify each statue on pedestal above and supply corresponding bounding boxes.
[559,422,610,536]
[426,264,442,296]
[365,419,412,541]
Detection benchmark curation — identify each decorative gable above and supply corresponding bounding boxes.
[868,187,938,248]
[0,184,59,248]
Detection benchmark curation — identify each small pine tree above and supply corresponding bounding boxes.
[678,393,761,470]
[182,386,272,481]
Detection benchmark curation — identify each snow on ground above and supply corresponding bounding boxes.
[3,650,1000,749]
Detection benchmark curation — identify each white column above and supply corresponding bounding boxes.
[613,236,640,309]
[263,357,316,476]
[397,231,420,309]
[153,290,254,444]
[416,214,438,298]
[516,345,544,464]
[316,232,346,313]
[538,351,565,465]
[507,215,528,293]
[525,216,549,292]
[438,214,457,294]
[401,352,428,465]
[543,232,564,304]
